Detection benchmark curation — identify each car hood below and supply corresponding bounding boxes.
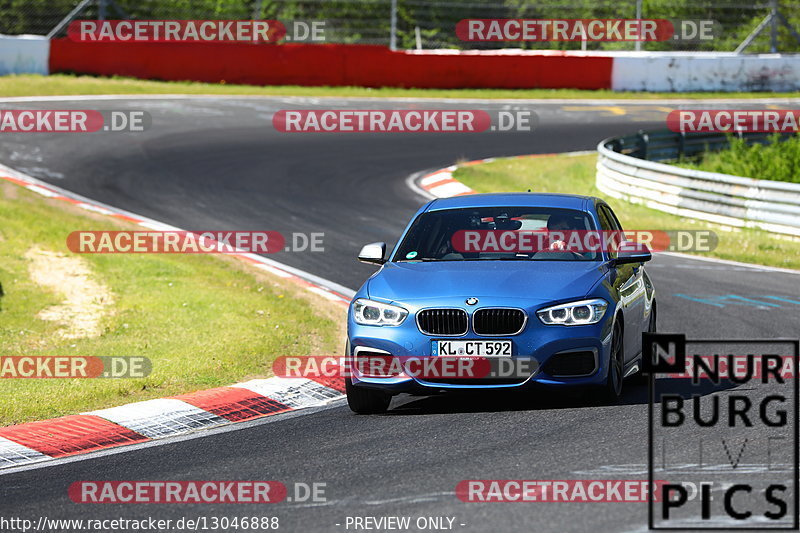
[367,261,606,305]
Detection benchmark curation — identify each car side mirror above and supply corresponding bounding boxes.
[358,242,386,265]
[613,242,652,265]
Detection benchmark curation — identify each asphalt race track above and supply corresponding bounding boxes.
[2,97,799,532]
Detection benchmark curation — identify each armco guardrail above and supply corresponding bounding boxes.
[596,130,800,237]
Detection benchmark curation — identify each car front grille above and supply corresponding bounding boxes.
[421,377,530,386]
[473,308,526,335]
[417,309,468,336]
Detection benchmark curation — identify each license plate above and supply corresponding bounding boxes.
[435,340,512,357]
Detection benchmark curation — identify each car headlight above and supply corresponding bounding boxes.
[537,298,608,326]
[352,298,408,326]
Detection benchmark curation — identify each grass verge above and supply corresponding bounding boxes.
[0,181,344,425]
[453,153,800,270]
[2,74,800,100]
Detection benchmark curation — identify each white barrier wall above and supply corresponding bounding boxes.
[0,35,49,75]
[611,52,800,92]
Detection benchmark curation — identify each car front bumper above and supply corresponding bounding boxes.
[347,310,614,394]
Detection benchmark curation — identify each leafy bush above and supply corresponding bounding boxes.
[678,134,800,183]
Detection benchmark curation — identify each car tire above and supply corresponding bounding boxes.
[600,320,624,403]
[345,377,391,414]
[630,303,657,385]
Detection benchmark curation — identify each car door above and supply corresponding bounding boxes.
[598,204,646,364]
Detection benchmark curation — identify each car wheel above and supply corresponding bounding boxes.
[630,303,656,385]
[601,320,624,403]
[345,377,391,414]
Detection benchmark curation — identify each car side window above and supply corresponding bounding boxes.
[605,205,624,231]
[596,205,612,231]
[596,205,618,259]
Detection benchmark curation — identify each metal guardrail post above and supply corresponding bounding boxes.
[770,0,779,52]
[634,0,643,52]
[390,0,398,51]
[252,0,263,19]
[638,130,648,160]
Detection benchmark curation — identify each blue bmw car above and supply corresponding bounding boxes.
[345,193,656,414]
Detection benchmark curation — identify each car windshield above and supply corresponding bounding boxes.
[393,206,599,262]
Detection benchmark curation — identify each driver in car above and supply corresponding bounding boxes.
[546,213,578,252]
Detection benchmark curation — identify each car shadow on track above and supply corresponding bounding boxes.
[384,378,739,416]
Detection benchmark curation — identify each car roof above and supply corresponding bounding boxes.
[423,192,599,212]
